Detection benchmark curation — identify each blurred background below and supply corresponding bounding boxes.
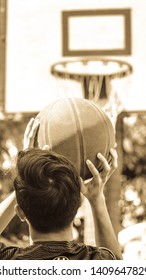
[0,0,146,259]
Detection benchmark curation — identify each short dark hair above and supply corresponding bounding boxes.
[13,148,81,233]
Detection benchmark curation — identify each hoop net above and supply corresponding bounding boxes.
[51,57,133,125]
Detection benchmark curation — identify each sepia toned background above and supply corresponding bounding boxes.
[0,0,146,259]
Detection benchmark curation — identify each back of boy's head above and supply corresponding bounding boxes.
[13,148,81,233]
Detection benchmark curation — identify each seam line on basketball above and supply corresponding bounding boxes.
[89,101,111,160]
[69,98,84,178]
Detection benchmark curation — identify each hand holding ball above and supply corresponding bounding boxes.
[34,98,115,180]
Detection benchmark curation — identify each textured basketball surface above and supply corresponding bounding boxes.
[34,98,115,180]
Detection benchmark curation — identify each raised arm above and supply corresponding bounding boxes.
[0,191,16,234]
[0,118,39,234]
[81,149,123,260]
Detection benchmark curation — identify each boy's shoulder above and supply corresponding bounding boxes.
[0,241,117,260]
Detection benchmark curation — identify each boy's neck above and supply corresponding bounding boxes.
[29,224,73,245]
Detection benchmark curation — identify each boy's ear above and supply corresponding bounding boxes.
[14,204,26,222]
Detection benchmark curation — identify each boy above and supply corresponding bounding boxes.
[0,119,122,260]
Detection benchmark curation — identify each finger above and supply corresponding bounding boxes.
[23,118,40,150]
[80,177,87,195]
[84,177,92,185]
[114,142,117,148]
[27,122,39,147]
[80,177,94,199]
[28,119,40,138]
[110,148,118,169]
[24,118,35,138]
[42,145,50,150]
[97,153,110,172]
[86,159,101,184]
[23,118,35,150]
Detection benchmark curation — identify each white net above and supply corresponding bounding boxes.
[52,75,83,99]
[51,58,133,126]
[101,75,133,126]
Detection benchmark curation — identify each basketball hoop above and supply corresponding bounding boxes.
[50,57,133,125]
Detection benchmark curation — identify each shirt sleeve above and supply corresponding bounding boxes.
[0,242,18,260]
[99,247,117,260]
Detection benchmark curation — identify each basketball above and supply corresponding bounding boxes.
[34,98,115,180]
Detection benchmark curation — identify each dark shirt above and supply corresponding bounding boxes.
[0,240,117,260]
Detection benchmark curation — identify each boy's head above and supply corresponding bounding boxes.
[13,148,81,233]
